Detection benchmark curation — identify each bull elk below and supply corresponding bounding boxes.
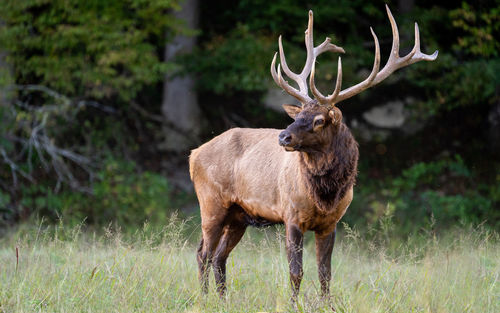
[190,5,437,299]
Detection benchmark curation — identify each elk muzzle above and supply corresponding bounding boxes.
[279,130,296,151]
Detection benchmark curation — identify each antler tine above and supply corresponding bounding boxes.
[332,4,438,104]
[315,37,345,55]
[271,10,346,106]
[387,5,400,62]
[300,11,315,83]
[270,52,281,86]
[278,11,314,96]
[302,11,345,91]
[330,57,343,102]
[309,60,327,104]
[271,52,309,104]
[310,57,343,106]
[371,5,438,85]
[368,27,382,82]
[274,61,311,104]
[407,22,439,62]
[333,27,381,104]
[279,35,304,91]
[370,4,406,85]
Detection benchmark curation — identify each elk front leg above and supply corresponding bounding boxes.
[315,229,336,298]
[285,223,304,301]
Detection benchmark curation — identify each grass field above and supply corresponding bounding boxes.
[0,217,498,313]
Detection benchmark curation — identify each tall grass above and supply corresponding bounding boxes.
[0,217,498,313]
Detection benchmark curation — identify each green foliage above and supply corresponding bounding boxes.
[0,0,183,101]
[391,155,471,192]
[184,24,272,95]
[13,158,171,227]
[64,159,171,226]
[1,0,499,233]
[390,156,496,228]
[407,50,500,115]
[406,2,500,115]
[450,2,500,57]
[0,0,183,223]
[349,155,499,234]
[418,191,492,223]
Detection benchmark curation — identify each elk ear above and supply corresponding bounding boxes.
[282,104,302,119]
[328,107,343,125]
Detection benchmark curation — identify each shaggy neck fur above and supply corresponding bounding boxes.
[299,122,359,213]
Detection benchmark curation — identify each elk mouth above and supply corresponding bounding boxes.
[278,132,301,151]
[283,144,301,152]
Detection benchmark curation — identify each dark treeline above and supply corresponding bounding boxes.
[0,0,498,233]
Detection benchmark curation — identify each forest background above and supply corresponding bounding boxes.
[0,0,499,235]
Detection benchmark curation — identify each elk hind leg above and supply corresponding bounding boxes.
[213,216,246,297]
[196,237,209,293]
[197,200,227,294]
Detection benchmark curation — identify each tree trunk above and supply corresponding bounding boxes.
[161,0,201,152]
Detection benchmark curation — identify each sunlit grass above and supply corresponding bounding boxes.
[0,218,498,312]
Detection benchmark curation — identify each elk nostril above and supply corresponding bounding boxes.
[279,131,292,145]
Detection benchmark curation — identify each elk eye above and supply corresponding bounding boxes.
[313,116,325,131]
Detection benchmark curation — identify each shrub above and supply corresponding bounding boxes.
[348,155,499,234]
[10,159,171,227]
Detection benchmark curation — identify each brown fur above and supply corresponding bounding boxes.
[300,122,358,213]
[190,102,358,297]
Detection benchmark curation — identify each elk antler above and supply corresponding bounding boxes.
[270,10,345,105]
[310,5,438,107]
[272,5,438,108]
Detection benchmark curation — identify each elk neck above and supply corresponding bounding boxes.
[298,122,359,213]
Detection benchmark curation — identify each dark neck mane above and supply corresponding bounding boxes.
[299,123,359,213]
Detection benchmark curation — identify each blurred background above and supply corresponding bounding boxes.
[0,0,498,235]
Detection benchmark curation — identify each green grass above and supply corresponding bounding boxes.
[0,218,498,313]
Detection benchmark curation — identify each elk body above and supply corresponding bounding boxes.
[190,5,437,299]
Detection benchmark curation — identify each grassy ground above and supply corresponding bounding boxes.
[0,218,498,313]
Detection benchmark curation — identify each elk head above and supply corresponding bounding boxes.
[272,5,438,152]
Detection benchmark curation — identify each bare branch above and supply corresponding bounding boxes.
[1,84,99,193]
[0,147,35,187]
